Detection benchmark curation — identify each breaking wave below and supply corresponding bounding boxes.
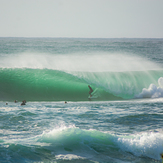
[0,67,163,101]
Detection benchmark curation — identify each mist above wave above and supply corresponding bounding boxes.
[0,52,161,72]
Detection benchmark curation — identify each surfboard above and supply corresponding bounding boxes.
[88,95,98,99]
[88,88,98,99]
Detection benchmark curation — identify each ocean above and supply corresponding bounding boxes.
[0,37,163,163]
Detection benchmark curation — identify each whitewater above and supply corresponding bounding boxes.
[0,37,163,162]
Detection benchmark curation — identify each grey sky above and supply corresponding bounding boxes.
[0,0,163,38]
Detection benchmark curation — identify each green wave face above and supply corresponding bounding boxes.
[0,68,88,101]
[0,68,163,101]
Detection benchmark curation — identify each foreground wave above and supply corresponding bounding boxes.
[0,68,163,101]
[1,126,163,162]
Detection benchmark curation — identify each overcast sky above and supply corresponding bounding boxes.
[0,0,163,38]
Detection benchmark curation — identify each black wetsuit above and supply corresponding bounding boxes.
[88,86,93,95]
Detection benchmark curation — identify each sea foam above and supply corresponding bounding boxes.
[137,77,163,98]
[118,132,163,160]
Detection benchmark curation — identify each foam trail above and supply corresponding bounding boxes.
[137,77,163,98]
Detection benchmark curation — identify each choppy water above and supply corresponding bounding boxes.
[0,38,163,162]
[1,100,163,163]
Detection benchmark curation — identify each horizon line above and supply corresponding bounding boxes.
[0,36,163,39]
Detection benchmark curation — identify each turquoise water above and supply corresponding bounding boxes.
[0,38,163,162]
[0,68,163,101]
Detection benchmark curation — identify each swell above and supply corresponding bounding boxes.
[0,68,163,101]
[1,127,163,162]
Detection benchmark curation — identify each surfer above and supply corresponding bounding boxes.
[88,85,93,97]
[21,100,26,106]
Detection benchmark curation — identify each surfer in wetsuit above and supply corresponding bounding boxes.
[88,85,93,97]
[21,100,26,106]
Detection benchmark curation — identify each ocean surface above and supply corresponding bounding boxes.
[0,37,163,162]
